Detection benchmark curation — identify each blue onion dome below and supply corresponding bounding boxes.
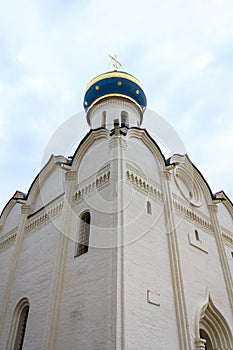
[83,71,147,112]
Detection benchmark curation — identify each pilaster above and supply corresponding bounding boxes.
[42,170,77,350]
[0,204,32,342]
[160,169,191,350]
[65,170,77,181]
[109,134,127,350]
[208,204,233,313]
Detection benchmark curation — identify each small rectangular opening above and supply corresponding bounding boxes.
[147,201,152,215]
[121,111,129,127]
[102,111,106,128]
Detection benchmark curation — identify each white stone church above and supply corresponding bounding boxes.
[0,69,232,350]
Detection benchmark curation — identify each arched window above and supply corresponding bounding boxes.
[147,201,152,215]
[75,211,91,257]
[121,111,129,127]
[7,298,30,350]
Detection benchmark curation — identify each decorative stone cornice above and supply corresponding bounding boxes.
[125,162,147,180]
[25,201,63,233]
[173,199,213,233]
[73,169,110,203]
[126,170,163,201]
[0,228,17,252]
[0,196,65,258]
[221,227,233,245]
[65,171,77,181]
[89,98,141,116]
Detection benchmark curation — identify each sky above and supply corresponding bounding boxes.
[0,0,233,213]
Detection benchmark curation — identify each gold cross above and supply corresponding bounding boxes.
[109,54,123,71]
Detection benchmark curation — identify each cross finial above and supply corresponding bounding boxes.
[109,54,123,71]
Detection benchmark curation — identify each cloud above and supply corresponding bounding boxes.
[0,0,233,211]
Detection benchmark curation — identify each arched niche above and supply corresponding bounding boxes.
[194,292,233,350]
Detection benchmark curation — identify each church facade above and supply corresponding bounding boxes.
[0,70,232,350]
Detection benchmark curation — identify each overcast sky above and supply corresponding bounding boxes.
[0,0,233,212]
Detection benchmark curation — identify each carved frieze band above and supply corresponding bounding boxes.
[73,170,110,203]
[125,162,149,180]
[126,166,214,233]
[0,228,17,252]
[25,202,64,234]
[222,229,233,245]
[173,199,213,232]
[126,170,163,201]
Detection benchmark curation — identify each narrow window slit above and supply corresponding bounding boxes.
[102,111,106,128]
[121,111,129,127]
[195,229,200,241]
[75,211,91,257]
[147,201,152,215]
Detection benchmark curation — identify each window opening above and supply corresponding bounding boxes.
[195,229,200,241]
[147,201,152,215]
[75,211,91,257]
[121,111,129,127]
[7,298,30,350]
[102,111,106,128]
[14,305,29,350]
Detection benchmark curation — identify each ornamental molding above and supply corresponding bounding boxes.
[65,171,77,181]
[71,129,109,170]
[126,162,150,182]
[172,197,213,233]
[161,170,172,181]
[208,203,218,213]
[89,98,140,116]
[126,169,163,202]
[173,165,203,207]
[127,129,165,168]
[21,204,32,215]
[25,199,64,234]
[221,227,233,245]
[109,136,127,150]
[0,196,65,249]
[126,163,161,188]
[0,228,17,252]
[73,165,110,204]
